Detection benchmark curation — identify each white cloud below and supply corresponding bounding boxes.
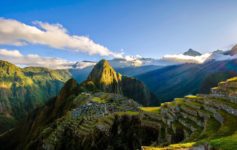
[0,18,121,57]
[0,49,22,57]
[207,52,237,61]
[162,53,212,64]
[73,61,96,69]
[0,49,74,69]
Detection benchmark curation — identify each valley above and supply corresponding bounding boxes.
[1,2,237,149]
[1,60,237,150]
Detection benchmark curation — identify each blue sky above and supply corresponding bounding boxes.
[1,0,237,62]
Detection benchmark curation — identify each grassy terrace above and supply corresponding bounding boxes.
[210,132,237,150]
[141,91,237,149]
[142,142,195,150]
[207,96,237,109]
[142,76,237,150]
[198,117,221,139]
[91,97,106,103]
[140,107,160,113]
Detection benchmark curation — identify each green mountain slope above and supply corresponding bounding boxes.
[137,59,237,102]
[0,79,153,150]
[144,76,237,149]
[2,61,237,149]
[0,60,71,133]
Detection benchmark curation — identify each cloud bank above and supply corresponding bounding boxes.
[162,53,212,64]
[0,49,74,69]
[0,18,121,57]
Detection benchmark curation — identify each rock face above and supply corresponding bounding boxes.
[85,59,159,105]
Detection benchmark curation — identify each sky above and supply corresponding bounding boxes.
[1,0,237,68]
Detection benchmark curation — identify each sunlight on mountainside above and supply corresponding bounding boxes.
[1,1,237,149]
[139,107,160,112]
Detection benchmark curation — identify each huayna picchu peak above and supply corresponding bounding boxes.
[83,59,159,105]
[87,59,123,93]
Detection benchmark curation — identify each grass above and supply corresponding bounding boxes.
[114,111,139,116]
[209,97,237,109]
[185,95,199,99]
[140,107,160,112]
[174,98,184,105]
[198,118,221,139]
[227,77,237,82]
[142,142,195,150]
[91,97,106,103]
[210,132,237,150]
[214,111,237,137]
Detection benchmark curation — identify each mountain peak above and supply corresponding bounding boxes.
[95,59,111,69]
[183,49,201,56]
[87,59,122,93]
[85,59,159,105]
[224,44,237,56]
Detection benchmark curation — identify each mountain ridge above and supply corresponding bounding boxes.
[0,60,71,133]
[2,67,237,149]
[81,59,159,105]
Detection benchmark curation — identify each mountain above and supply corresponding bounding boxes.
[80,59,159,105]
[137,59,237,102]
[224,44,237,56]
[0,60,71,133]
[0,59,157,134]
[2,71,237,149]
[71,65,161,83]
[183,49,202,56]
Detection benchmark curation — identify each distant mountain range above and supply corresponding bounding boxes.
[137,59,237,102]
[69,45,237,102]
[70,45,237,71]
[1,45,237,134]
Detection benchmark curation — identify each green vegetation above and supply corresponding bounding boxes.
[210,132,237,150]
[0,60,71,133]
[139,107,160,112]
[2,60,237,150]
[91,97,106,103]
